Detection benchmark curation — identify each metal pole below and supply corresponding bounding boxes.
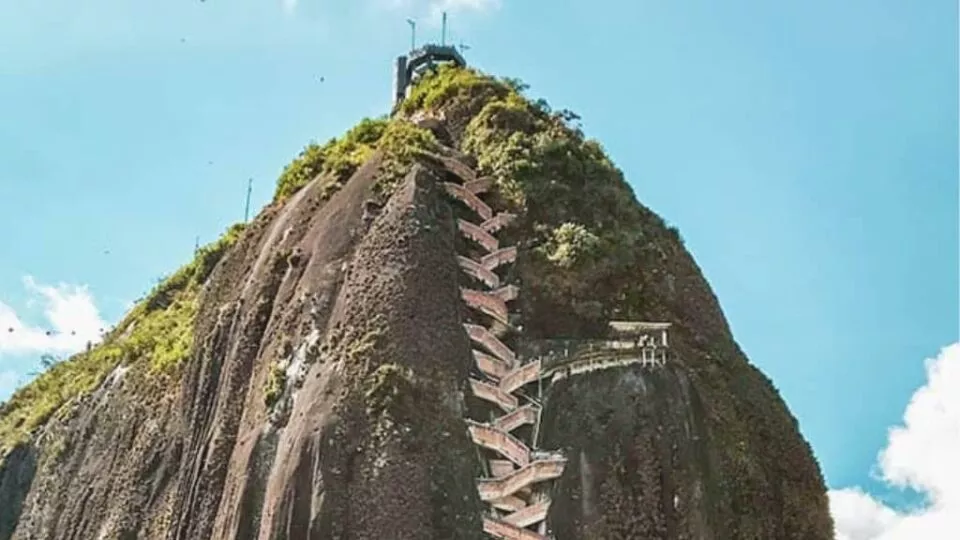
[406,19,416,49]
[441,11,447,46]
[244,178,253,223]
[536,369,543,448]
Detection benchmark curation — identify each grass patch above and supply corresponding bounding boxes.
[272,114,440,205]
[400,64,510,116]
[373,120,439,201]
[263,360,287,408]
[397,65,660,332]
[273,117,389,202]
[0,223,247,456]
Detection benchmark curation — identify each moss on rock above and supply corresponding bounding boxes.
[272,114,438,210]
[273,117,390,202]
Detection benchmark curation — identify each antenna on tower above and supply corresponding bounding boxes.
[244,178,253,223]
[406,18,416,50]
[441,11,447,46]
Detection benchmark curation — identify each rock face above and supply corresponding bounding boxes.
[0,67,833,540]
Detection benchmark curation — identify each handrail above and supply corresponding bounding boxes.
[459,219,499,252]
[470,378,518,412]
[490,284,520,302]
[491,404,539,433]
[464,323,517,366]
[476,458,567,501]
[443,182,493,220]
[467,420,531,467]
[462,288,510,324]
[546,350,667,383]
[500,360,542,395]
[489,459,516,478]
[458,256,500,289]
[465,177,493,195]
[417,150,478,183]
[490,495,527,512]
[474,349,508,379]
[481,212,517,234]
[481,246,518,271]
[504,498,551,529]
[483,517,549,540]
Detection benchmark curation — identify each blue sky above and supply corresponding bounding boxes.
[0,1,956,536]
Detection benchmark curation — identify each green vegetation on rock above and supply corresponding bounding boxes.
[0,223,247,455]
[272,114,438,205]
[364,363,418,420]
[274,117,389,202]
[398,64,663,333]
[263,360,287,407]
[373,121,439,200]
[538,222,602,269]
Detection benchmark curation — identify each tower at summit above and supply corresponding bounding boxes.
[392,12,467,109]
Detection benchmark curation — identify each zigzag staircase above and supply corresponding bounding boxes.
[437,153,565,540]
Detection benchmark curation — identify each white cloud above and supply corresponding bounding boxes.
[830,342,960,540]
[281,0,297,14]
[0,276,108,358]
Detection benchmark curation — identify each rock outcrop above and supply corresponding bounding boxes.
[0,66,833,539]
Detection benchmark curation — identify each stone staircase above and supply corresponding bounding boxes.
[438,154,563,540]
[433,148,674,539]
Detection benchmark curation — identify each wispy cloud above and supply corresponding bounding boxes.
[0,276,108,357]
[281,0,298,14]
[830,342,960,539]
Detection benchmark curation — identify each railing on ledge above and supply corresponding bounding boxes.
[480,246,518,271]
[483,517,549,540]
[517,321,673,374]
[474,349,509,380]
[490,495,527,512]
[465,323,518,366]
[467,420,533,467]
[503,498,551,529]
[500,360,542,395]
[462,288,511,325]
[470,378,519,412]
[442,181,493,220]
[459,219,500,252]
[481,212,517,234]
[492,404,539,433]
[459,256,501,289]
[477,458,567,501]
